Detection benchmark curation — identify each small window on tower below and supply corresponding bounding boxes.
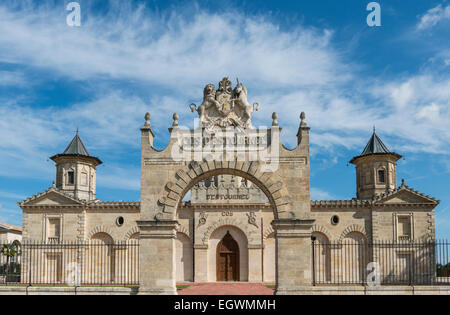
[378,170,385,183]
[67,171,75,185]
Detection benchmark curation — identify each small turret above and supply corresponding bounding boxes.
[350,129,402,200]
[50,131,102,201]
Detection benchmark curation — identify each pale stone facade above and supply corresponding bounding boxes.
[0,223,22,244]
[18,78,439,294]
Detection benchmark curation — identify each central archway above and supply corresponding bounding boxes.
[216,231,240,282]
[138,109,315,294]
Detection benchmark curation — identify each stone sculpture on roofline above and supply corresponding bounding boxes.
[190,77,260,130]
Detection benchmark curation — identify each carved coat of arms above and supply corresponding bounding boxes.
[190,77,259,129]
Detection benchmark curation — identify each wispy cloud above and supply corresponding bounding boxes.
[417,4,450,30]
[0,1,448,196]
[0,71,26,86]
[0,1,345,90]
[0,191,26,200]
[0,203,22,225]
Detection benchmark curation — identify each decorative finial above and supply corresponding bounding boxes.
[52,180,55,187]
[76,128,79,136]
[272,112,279,126]
[300,112,307,127]
[144,112,151,126]
[172,113,179,127]
[401,178,405,186]
[373,125,376,133]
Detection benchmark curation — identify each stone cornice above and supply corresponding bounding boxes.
[372,203,437,210]
[87,201,140,209]
[372,184,439,205]
[18,186,84,207]
[312,183,439,209]
[311,199,370,208]
[272,218,315,238]
[137,220,179,239]
[20,205,86,210]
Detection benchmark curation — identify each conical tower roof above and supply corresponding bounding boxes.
[62,132,90,156]
[50,132,102,165]
[350,129,401,164]
[360,131,391,156]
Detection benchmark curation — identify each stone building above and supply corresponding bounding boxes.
[0,222,22,244]
[18,78,439,293]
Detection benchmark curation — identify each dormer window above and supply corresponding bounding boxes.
[67,171,75,185]
[377,169,385,183]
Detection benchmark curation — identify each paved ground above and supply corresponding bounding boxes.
[178,283,275,295]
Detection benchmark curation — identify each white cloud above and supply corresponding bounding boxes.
[0,1,449,197]
[371,75,450,153]
[417,4,450,30]
[0,2,346,91]
[0,71,26,86]
[416,103,442,122]
[390,82,414,109]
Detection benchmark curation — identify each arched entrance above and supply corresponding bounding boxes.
[216,231,240,282]
[208,225,248,282]
[138,100,314,295]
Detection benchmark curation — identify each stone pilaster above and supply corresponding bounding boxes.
[137,220,178,295]
[272,218,315,295]
[248,244,263,282]
[194,245,208,282]
[77,208,86,241]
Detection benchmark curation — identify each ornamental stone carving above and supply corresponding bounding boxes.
[190,77,259,129]
[197,211,208,229]
[247,211,259,229]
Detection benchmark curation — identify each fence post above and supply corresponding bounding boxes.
[311,236,316,286]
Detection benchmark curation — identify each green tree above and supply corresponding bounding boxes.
[1,244,20,276]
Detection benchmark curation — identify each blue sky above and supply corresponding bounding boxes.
[0,0,449,238]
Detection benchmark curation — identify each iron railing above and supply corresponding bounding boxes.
[312,239,450,286]
[3,239,450,287]
[1,241,139,286]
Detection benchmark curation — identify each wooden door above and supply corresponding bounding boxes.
[217,232,239,281]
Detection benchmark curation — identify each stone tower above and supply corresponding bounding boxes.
[350,129,402,200]
[50,132,102,201]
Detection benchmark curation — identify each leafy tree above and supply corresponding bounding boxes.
[1,244,20,276]
[437,263,450,277]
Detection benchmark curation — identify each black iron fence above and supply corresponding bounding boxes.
[312,239,450,286]
[0,241,139,286]
[3,239,450,287]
